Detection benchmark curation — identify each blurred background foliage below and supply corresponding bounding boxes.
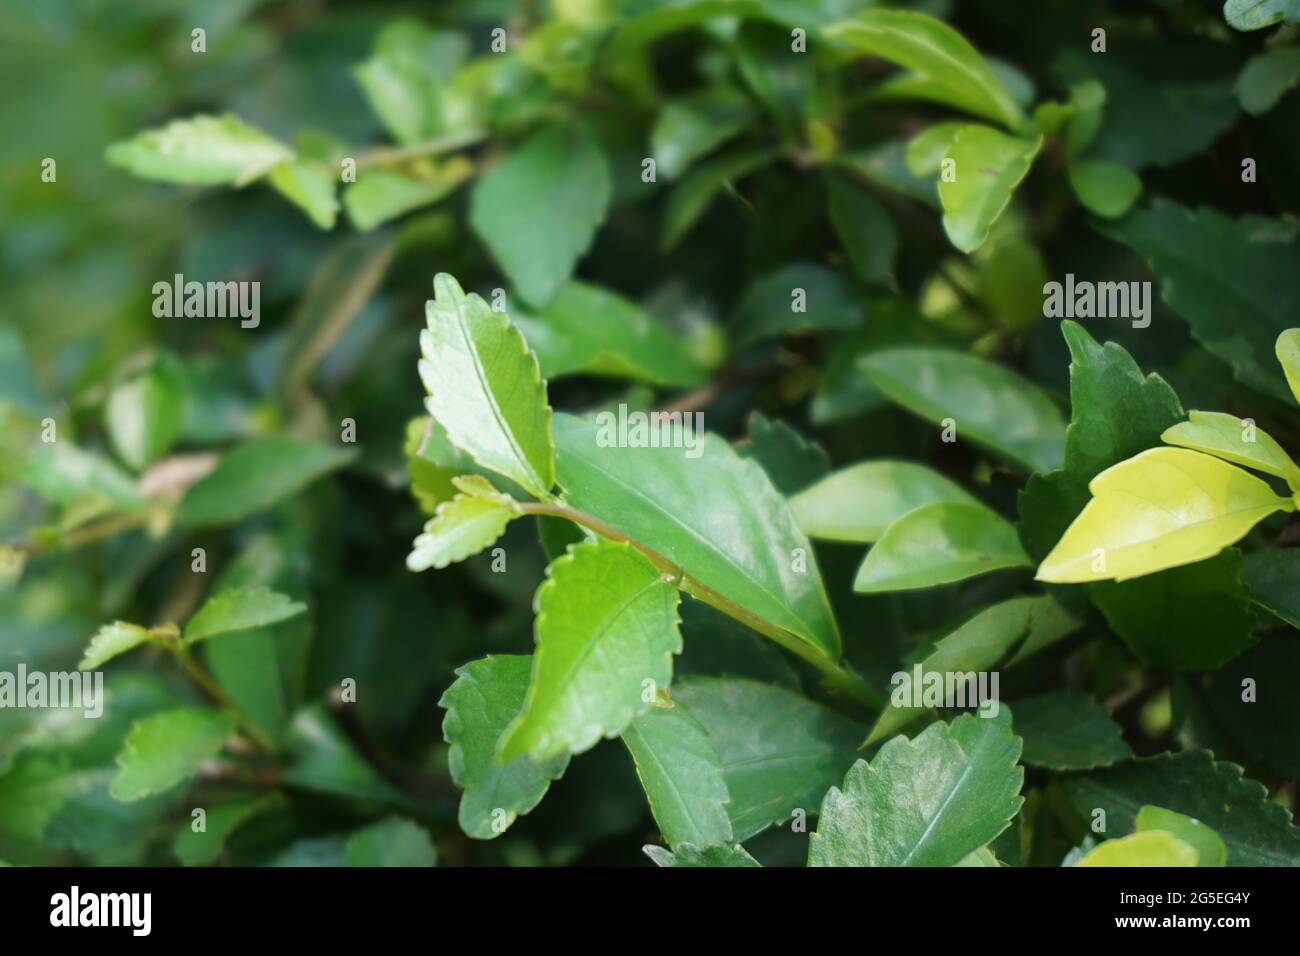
[1,0,1298,866]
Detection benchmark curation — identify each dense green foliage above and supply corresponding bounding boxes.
[3,0,1300,868]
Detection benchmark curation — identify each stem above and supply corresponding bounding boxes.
[517,501,885,711]
[347,128,488,171]
[173,642,280,755]
[15,511,152,555]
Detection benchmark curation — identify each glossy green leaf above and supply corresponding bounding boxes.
[111,708,236,802]
[904,122,964,176]
[867,596,1061,745]
[553,413,841,660]
[1067,160,1141,218]
[1011,691,1131,771]
[499,539,682,763]
[1018,321,1185,561]
[736,412,830,496]
[344,163,468,232]
[19,442,146,512]
[1224,0,1300,30]
[104,354,188,471]
[440,655,570,840]
[859,348,1065,473]
[353,21,468,144]
[1089,549,1256,671]
[1162,409,1299,483]
[1103,200,1300,402]
[183,586,307,645]
[1237,47,1300,114]
[825,172,897,283]
[269,160,339,229]
[651,86,756,179]
[1242,547,1300,628]
[1276,328,1300,406]
[1065,749,1300,866]
[79,623,155,672]
[790,461,975,545]
[283,705,402,803]
[1076,831,1198,867]
[643,842,760,868]
[938,125,1041,253]
[106,114,292,186]
[810,710,1023,866]
[1037,448,1292,583]
[827,9,1025,129]
[172,793,286,866]
[345,817,437,867]
[513,280,708,387]
[1135,805,1227,867]
[854,500,1030,593]
[406,492,519,572]
[662,146,776,249]
[622,699,733,849]
[419,274,554,497]
[176,436,356,526]
[673,677,864,841]
[469,125,611,306]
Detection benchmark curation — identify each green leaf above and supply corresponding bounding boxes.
[1076,831,1198,867]
[673,677,865,841]
[406,491,519,572]
[419,273,555,497]
[106,114,293,187]
[269,160,340,229]
[1237,47,1300,114]
[440,655,570,840]
[553,412,841,660]
[866,596,1061,745]
[20,442,146,512]
[498,539,682,763]
[662,146,777,249]
[651,86,756,179]
[860,347,1065,473]
[104,353,188,471]
[353,21,468,144]
[827,9,1025,129]
[792,461,979,544]
[810,709,1023,867]
[825,172,898,283]
[643,842,760,867]
[1162,410,1299,483]
[1067,160,1141,219]
[1224,0,1300,31]
[469,125,611,306]
[343,163,468,232]
[737,412,830,496]
[183,586,307,645]
[938,125,1041,253]
[345,817,437,867]
[905,122,965,176]
[1065,749,1300,866]
[79,623,154,672]
[1102,200,1300,402]
[1201,634,1300,778]
[1089,549,1256,671]
[1037,448,1292,583]
[283,705,402,803]
[854,501,1030,593]
[622,699,733,849]
[513,280,708,387]
[172,793,286,866]
[1018,321,1185,561]
[1276,328,1300,405]
[1135,805,1227,867]
[111,708,236,802]
[176,436,356,526]
[730,262,862,345]
[1011,691,1131,771]
[1242,547,1300,628]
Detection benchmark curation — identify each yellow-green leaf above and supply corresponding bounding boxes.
[1038,448,1293,584]
[939,125,1042,253]
[1162,410,1300,485]
[1075,830,1199,867]
[1276,328,1300,406]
